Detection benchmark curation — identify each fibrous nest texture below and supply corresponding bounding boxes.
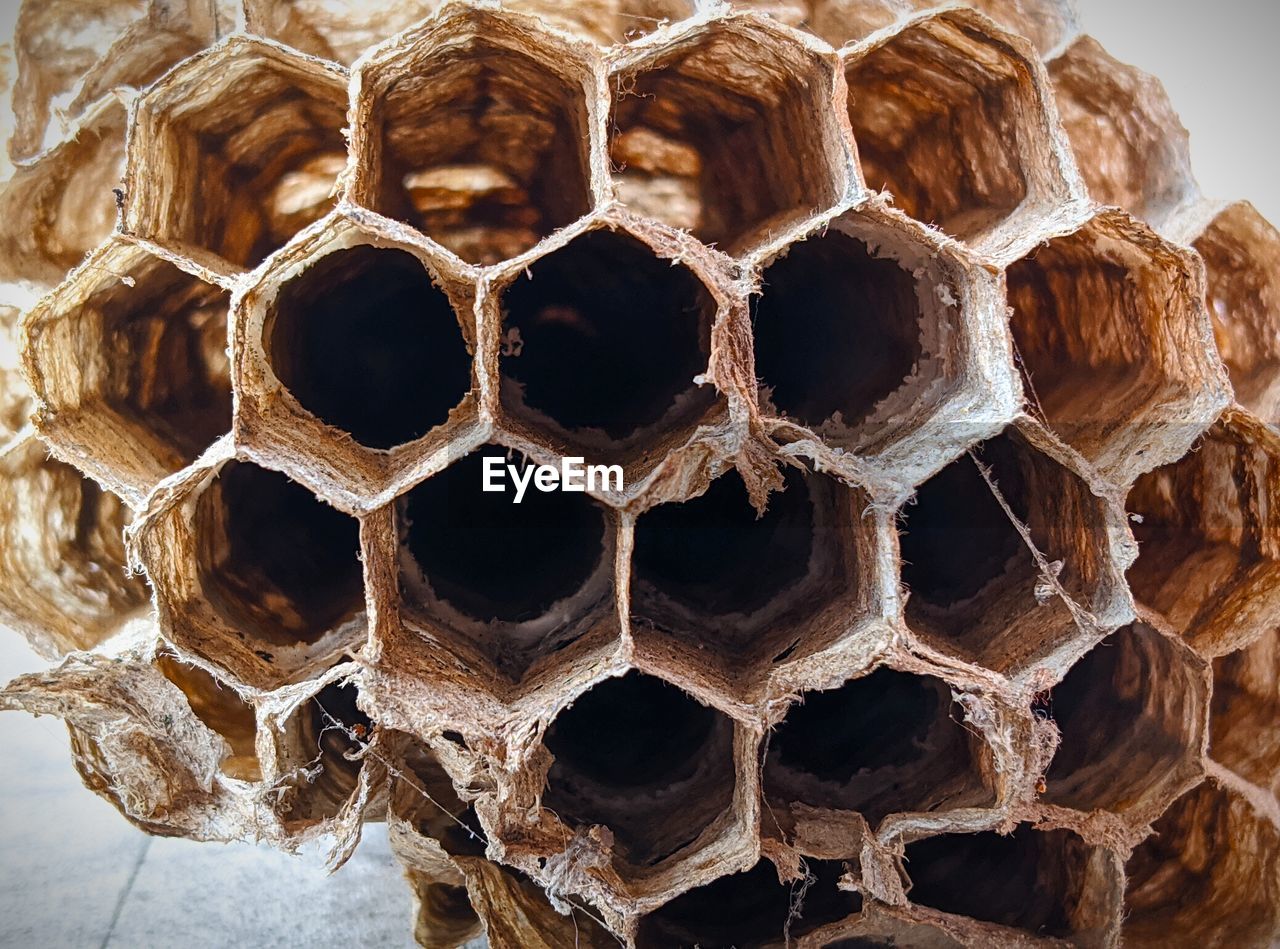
[0,1,1277,946]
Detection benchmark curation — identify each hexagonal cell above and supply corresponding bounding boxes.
[1126,411,1280,655]
[751,206,998,473]
[1050,37,1198,233]
[263,243,473,452]
[1041,622,1206,822]
[635,857,860,947]
[496,226,721,474]
[904,825,1121,940]
[276,676,375,823]
[542,672,736,874]
[841,9,1073,253]
[609,17,846,253]
[233,211,484,511]
[396,449,617,683]
[1006,210,1228,481]
[898,425,1126,674]
[242,0,443,64]
[24,239,232,505]
[137,457,367,689]
[1209,629,1278,798]
[764,667,993,831]
[506,0,695,44]
[0,98,126,289]
[155,652,260,782]
[125,36,348,273]
[631,465,873,689]
[350,9,596,264]
[1123,780,1280,946]
[8,0,216,161]
[1190,202,1280,424]
[0,436,150,658]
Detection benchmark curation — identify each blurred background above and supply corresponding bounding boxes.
[1,0,1278,945]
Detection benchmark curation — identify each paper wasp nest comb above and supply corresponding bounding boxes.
[0,0,1277,946]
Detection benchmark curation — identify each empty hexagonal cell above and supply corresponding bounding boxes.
[904,825,1120,940]
[351,10,595,264]
[765,667,993,830]
[542,672,736,872]
[751,209,986,461]
[635,857,860,947]
[277,677,375,823]
[1050,37,1198,232]
[631,465,872,683]
[126,36,348,272]
[0,99,126,289]
[1006,211,1227,480]
[609,18,846,252]
[263,243,473,451]
[243,0,443,64]
[1209,629,1278,798]
[842,9,1070,252]
[497,227,720,471]
[1123,781,1280,946]
[139,458,366,688]
[24,239,231,504]
[1041,622,1206,821]
[506,0,695,44]
[0,436,150,658]
[1126,411,1280,654]
[397,449,616,682]
[899,426,1122,674]
[155,652,260,782]
[1191,202,1280,424]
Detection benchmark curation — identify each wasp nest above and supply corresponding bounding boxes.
[1,0,1277,946]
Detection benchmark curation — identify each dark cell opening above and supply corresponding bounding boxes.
[765,669,984,824]
[544,673,732,864]
[633,467,815,617]
[198,462,364,647]
[773,669,940,783]
[500,230,714,443]
[905,827,1084,937]
[899,450,1026,609]
[267,245,472,450]
[752,232,923,430]
[636,858,860,948]
[1045,636,1143,791]
[1042,625,1199,814]
[401,452,606,623]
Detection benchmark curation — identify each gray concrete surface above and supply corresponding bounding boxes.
[0,632,421,948]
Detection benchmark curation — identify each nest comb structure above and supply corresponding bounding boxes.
[1,0,1278,945]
